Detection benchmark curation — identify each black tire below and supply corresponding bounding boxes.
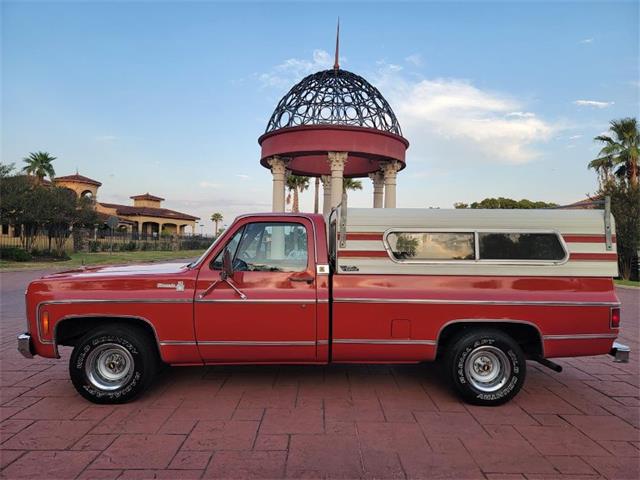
[69,324,158,404]
[444,328,526,406]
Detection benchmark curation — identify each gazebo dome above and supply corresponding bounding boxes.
[259,26,409,213]
[265,68,402,136]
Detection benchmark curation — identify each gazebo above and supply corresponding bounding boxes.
[258,43,409,213]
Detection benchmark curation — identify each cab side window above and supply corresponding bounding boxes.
[235,222,308,272]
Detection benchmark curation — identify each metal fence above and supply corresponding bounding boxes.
[0,227,215,254]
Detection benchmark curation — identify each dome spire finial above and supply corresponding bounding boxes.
[333,17,340,70]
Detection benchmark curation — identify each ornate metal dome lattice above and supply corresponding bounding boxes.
[265,68,402,136]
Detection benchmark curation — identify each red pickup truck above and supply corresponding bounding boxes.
[18,207,629,406]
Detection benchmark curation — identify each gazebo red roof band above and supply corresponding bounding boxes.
[258,125,408,178]
[259,30,409,213]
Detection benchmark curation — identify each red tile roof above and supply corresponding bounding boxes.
[96,211,136,225]
[54,174,102,187]
[130,193,165,201]
[99,202,199,221]
[557,194,604,210]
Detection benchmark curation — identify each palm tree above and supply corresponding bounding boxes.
[343,178,363,202]
[210,212,223,236]
[286,175,310,212]
[22,151,56,183]
[589,118,639,187]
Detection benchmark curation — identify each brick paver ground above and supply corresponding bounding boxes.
[1,268,638,479]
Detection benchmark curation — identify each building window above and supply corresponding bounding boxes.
[478,232,566,261]
[386,232,475,261]
[1,224,8,235]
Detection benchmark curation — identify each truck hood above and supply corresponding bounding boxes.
[44,262,191,279]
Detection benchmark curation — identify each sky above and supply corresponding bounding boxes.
[2,0,639,234]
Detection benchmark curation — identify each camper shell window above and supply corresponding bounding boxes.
[386,232,475,261]
[478,232,566,261]
[383,229,568,265]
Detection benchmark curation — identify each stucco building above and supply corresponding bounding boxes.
[57,173,199,237]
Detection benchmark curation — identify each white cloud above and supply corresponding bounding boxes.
[405,53,423,67]
[235,174,250,180]
[259,49,334,89]
[199,181,221,189]
[506,112,536,118]
[573,99,614,108]
[568,134,583,140]
[374,67,555,164]
[579,38,594,44]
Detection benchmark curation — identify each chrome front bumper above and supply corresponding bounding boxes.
[17,333,34,359]
[609,341,630,363]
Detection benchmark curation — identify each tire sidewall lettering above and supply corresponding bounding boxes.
[453,335,522,403]
[75,333,143,400]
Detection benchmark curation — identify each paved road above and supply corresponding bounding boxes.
[1,268,638,479]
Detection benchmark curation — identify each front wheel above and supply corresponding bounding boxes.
[444,329,526,406]
[69,325,158,404]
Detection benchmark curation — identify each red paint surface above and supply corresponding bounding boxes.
[258,125,408,177]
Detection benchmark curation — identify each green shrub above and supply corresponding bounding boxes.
[88,241,99,253]
[122,241,137,251]
[0,247,32,262]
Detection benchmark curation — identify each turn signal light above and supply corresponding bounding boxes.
[610,308,621,329]
[41,311,50,335]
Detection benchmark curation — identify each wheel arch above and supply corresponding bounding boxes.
[435,319,544,359]
[54,314,164,361]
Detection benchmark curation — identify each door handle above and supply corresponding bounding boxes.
[289,273,314,283]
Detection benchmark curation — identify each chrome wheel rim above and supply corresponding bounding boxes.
[464,345,511,393]
[85,343,134,391]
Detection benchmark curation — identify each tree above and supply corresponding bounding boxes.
[21,151,56,183]
[44,187,97,256]
[0,171,97,255]
[455,197,558,209]
[210,212,224,236]
[601,182,640,280]
[0,162,15,178]
[286,175,310,212]
[589,118,639,188]
[343,178,363,202]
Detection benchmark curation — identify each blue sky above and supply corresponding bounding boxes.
[2,1,638,233]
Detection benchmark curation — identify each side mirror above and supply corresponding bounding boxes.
[221,249,234,279]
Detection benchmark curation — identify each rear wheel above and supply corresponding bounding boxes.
[69,325,158,404]
[444,329,526,406]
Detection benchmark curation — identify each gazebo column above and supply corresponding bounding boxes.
[382,161,400,208]
[321,175,332,215]
[369,171,385,208]
[328,152,348,208]
[268,156,287,212]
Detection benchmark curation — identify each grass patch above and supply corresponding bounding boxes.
[0,249,206,271]
[614,279,640,288]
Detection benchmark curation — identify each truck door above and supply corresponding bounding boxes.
[194,218,318,362]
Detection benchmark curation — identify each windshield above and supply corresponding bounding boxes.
[186,232,227,269]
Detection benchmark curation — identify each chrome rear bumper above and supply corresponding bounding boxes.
[17,333,34,359]
[609,341,630,363]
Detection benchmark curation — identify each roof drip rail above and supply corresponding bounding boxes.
[604,195,613,251]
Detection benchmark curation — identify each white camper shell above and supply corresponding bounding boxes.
[333,208,617,278]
